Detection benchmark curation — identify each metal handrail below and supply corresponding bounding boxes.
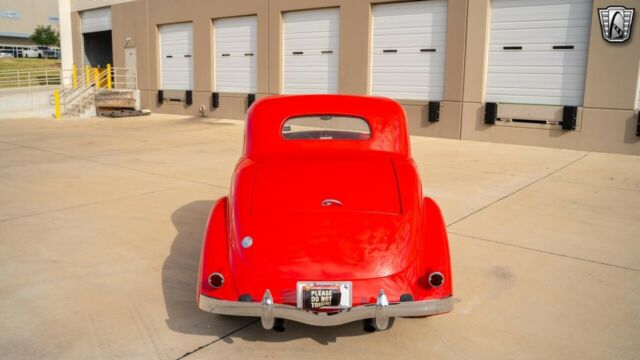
[0,67,64,88]
[0,66,141,91]
[48,65,138,118]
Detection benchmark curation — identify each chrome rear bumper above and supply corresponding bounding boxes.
[199,289,454,330]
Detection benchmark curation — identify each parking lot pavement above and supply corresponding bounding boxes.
[0,115,638,359]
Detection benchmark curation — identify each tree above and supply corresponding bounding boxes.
[29,25,60,59]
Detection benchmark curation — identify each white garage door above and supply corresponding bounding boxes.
[283,8,340,94]
[159,23,193,91]
[81,7,111,33]
[486,0,592,106]
[371,0,448,101]
[214,16,257,93]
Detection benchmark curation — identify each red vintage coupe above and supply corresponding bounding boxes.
[198,95,454,331]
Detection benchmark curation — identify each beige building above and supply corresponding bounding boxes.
[66,0,640,154]
[0,0,59,46]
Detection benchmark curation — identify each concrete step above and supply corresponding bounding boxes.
[95,90,136,109]
[95,98,136,108]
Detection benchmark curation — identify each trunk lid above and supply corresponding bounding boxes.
[234,155,417,280]
[251,155,401,215]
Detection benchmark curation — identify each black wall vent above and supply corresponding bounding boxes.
[562,106,577,130]
[211,92,219,108]
[185,90,193,105]
[248,93,256,108]
[157,90,164,104]
[428,101,440,122]
[485,102,498,125]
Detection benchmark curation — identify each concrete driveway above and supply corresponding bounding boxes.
[0,115,638,359]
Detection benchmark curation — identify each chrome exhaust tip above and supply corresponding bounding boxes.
[208,272,224,288]
[429,272,444,287]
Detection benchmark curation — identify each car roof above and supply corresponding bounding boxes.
[244,95,410,159]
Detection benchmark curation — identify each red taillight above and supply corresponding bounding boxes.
[208,273,224,288]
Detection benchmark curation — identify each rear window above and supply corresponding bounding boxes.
[282,115,371,140]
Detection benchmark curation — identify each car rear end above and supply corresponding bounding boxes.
[197,95,454,330]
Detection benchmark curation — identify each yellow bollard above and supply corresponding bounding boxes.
[85,65,90,87]
[94,68,100,89]
[106,64,112,89]
[72,64,78,89]
[54,90,61,120]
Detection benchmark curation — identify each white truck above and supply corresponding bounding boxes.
[22,47,43,58]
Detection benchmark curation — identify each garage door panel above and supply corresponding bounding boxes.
[488,87,585,97]
[372,79,446,94]
[284,67,338,77]
[491,0,592,11]
[284,84,338,93]
[487,95,583,106]
[489,52,588,66]
[491,8,591,21]
[488,65,587,75]
[217,80,255,93]
[490,28,591,43]
[284,37,339,51]
[284,54,338,67]
[284,28,338,37]
[374,90,446,102]
[160,42,192,55]
[488,73,586,89]
[214,16,257,93]
[216,48,255,56]
[374,84,447,92]
[373,72,445,82]
[374,16,448,30]
[487,90,584,103]
[159,23,193,91]
[371,0,448,101]
[160,62,191,77]
[216,57,255,67]
[491,18,590,31]
[372,5,448,20]
[486,0,592,106]
[373,54,446,68]
[283,8,339,94]
[215,41,256,52]
[284,26,338,35]
[284,72,338,83]
[216,32,254,40]
[81,8,111,33]
[488,44,589,52]
[372,34,447,49]
[215,26,255,37]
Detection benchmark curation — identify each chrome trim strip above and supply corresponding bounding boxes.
[199,293,454,328]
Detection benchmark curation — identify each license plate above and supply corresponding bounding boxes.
[296,281,352,311]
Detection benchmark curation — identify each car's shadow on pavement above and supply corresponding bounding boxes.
[163,200,372,344]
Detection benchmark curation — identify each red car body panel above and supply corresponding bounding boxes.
[198,95,452,319]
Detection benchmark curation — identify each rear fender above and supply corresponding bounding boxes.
[198,197,236,302]
[416,197,453,299]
